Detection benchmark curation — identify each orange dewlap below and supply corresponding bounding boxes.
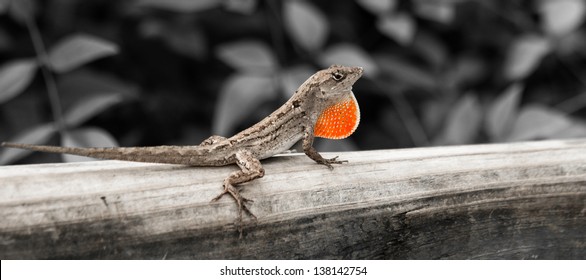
[314,93,360,139]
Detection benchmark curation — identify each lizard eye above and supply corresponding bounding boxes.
[332,72,345,81]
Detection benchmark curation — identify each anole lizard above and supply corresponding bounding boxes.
[1,65,363,235]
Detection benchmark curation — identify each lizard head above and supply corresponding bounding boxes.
[314,65,363,99]
[310,65,363,139]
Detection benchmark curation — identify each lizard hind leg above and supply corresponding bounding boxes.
[210,149,265,236]
[199,135,227,146]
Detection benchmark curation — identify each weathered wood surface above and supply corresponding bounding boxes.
[0,139,585,259]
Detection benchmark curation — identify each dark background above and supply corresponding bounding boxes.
[1,0,586,164]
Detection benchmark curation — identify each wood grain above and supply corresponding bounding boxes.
[0,139,585,259]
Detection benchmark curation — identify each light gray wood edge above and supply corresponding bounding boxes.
[0,139,585,259]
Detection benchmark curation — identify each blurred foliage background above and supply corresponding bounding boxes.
[1,0,586,164]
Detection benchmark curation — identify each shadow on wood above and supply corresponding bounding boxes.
[0,139,585,259]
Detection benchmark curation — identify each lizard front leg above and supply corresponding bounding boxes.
[211,149,264,236]
[302,127,347,170]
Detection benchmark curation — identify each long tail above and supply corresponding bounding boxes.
[1,142,204,165]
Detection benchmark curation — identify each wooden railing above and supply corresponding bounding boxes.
[1,139,585,259]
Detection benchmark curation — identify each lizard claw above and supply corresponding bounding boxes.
[319,156,347,170]
[211,183,256,237]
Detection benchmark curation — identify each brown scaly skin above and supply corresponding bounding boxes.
[1,65,364,237]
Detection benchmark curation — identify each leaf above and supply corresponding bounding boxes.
[279,65,315,98]
[412,32,448,68]
[504,35,551,80]
[162,26,207,60]
[216,41,278,72]
[0,123,57,164]
[422,100,450,134]
[556,121,586,139]
[284,0,329,52]
[377,13,416,45]
[356,0,397,15]
[414,0,456,24]
[435,94,482,145]
[223,0,258,15]
[444,55,486,90]
[134,0,219,12]
[63,92,124,127]
[556,29,586,56]
[213,74,277,135]
[60,127,118,162]
[539,0,586,36]
[0,0,9,14]
[376,54,436,90]
[58,70,138,102]
[0,59,37,103]
[319,44,379,77]
[486,83,523,141]
[7,0,36,24]
[48,34,119,73]
[507,105,575,141]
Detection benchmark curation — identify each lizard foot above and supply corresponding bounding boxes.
[211,184,257,237]
[318,156,348,170]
